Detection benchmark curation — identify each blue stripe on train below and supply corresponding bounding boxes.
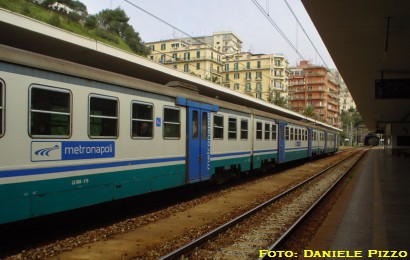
[0,156,185,178]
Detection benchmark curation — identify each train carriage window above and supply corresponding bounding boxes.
[228,117,237,140]
[213,115,223,139]
[240,119,248,140]
[163,107,180,139]
[285,126,289,140]
[290,127,294,140]
[298,129,302,140]
[264,123,270,140]
[0,80,3,137]
[271,124,277,140]
[89,95,118,138]
[30,85,71,138]
[132,101,153,138]
[256,121,263,140]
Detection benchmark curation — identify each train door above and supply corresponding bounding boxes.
[176,97,218,184]
[187,107,211,183]
[277,121,287,163]
[308,128,313,157]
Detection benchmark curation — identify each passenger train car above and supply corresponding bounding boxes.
[0,45,338,224]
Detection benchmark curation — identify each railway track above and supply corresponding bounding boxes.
[160,148,367,259]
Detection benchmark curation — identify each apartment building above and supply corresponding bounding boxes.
[222,52,288,102]
[146,31,289,103]
[146,32,243,84]
[288,61,340,127]
[147,39,223,83]
[331,70,356,112]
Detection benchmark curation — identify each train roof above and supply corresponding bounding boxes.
[0,8,340,132]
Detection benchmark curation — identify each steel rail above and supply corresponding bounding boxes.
[259,148,368,259]
[159,149,364,259]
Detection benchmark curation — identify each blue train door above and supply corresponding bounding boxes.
[308,128,313,157]
[187,108,211,183]
[277,121,286,163]
[176,97,218,184]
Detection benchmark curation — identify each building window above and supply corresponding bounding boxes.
[213,114,223,139]
[29,85,71,138]
[275,59,281,66]
[225,74,230,81]
[196,51,200,58]
[256,92,262,99]
[89,95,118,138]
[163,107,180,139]
[245,83,251,91]
[256,72,262,79]
[131,101,153,138]
[256,82,262,91]
[240,119,248,140]
[184,52,190,61]
[257,61,261,68]
[234,83,240,90]
[234,73,240,79]
[161,43,166,50]
[234,63,239,71]
[224,64,229,71]
[160,54,166,63]
[184,64,189,72]
[228,117,237,140]
[246,72,251,80]
[246,61,251,69]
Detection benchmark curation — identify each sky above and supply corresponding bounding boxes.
[80,0,336,68]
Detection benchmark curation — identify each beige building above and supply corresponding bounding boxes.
[147,39,223,83]
[146,31,290,103]
[222,52,288,102]
[146,32,243,84]
[331,70,356,112]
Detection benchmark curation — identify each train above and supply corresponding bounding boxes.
[0,43,339,224]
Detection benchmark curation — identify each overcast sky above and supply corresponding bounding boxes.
[80,0,336,68]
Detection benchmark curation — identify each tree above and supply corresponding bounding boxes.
[96,8,129,35]
[95,8,150,56]
[269,90,288,108]
[84,15,97,30]
[302,105,317,119]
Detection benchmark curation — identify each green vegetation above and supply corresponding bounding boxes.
[0,0,150,56]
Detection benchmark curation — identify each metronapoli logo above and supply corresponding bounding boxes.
[34,145,60,156]
[31,141,115,162]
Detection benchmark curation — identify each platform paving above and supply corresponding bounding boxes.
[302,147,410,259]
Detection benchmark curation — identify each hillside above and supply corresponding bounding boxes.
[0,0,150,56]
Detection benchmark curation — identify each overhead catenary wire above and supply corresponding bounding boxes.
[283,0,329,69]
[250,0,305,61]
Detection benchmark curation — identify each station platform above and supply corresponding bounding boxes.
[301,147,410,259]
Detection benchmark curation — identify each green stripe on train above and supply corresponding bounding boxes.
[0,164,185,224]
[282,149,309,162]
